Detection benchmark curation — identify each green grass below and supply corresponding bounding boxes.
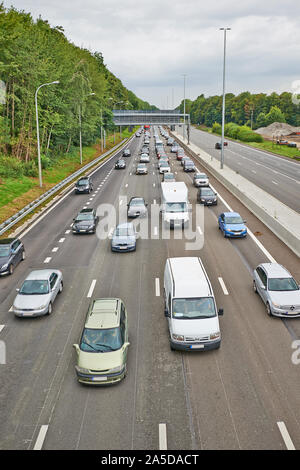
[0,176,35,207]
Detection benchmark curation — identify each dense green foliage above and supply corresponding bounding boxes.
[211,122,263,142]
[0,4,155,169]
[179,91,300,129]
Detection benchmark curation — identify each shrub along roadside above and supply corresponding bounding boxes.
[211,122,263,142]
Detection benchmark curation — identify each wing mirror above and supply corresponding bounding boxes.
[73,344,80,355]
[218,308,224,316]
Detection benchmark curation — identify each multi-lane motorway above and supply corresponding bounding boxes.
[178,126,300,213]
[0,128,300,450]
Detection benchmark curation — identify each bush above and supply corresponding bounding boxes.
[224,122,240,139]
[23,160,38,177]
[212,122,222,134]
[0,157,24,178]
[40,154,52,169]
[237,125,263,142]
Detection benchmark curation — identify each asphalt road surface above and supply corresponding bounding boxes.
[0,129,300,450]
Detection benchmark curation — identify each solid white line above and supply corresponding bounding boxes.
[218,277,229,295]
[33,425,48,450]
[0,325,5,333]
[87,279,97,298]
[44,257,51,264]
[154,226,158,236]
[197,226,203,235]
[155,278,160,296]
[52,247,59,253]
[65,230,70,234]
[59,238,65,243]
[153,199,157,204]
[272,180,278,185]
[159,423,167,450]
[277,422,295,450]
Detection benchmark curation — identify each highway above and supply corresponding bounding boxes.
[177,126,300,214]
[0,128,300,450]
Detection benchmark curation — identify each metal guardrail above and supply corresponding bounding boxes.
[0,139,128,236]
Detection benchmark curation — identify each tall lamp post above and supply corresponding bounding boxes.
[79,92,95,164]
[220,27,231,169]
[182,74,186,141]
[35,80,59,188]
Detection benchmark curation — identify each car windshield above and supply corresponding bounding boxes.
[115,227,134,236]
[268,277,299,291]
[224,216,244,224]
[165,202,187,213]
[77,179,88,186]
[172,298,216,319]
[130,199,145,206]
[0,246,10,257]
[201,189,214,196]
[185,162,194,166]
[80,327,122,352]
[195,174,207,179]
[76,213,94,221]
[164,174,174,179]
[160,163,169,167]
[138,164,146,168]
[19,280,49,295]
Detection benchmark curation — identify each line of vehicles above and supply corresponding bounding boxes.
[3,125,300,387]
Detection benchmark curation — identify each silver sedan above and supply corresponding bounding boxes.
[12,269,63,317]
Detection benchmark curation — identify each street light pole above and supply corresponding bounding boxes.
[220,27,231,169]
[35,80,59,188]
[79,92,95,164]
[183,74,186,141]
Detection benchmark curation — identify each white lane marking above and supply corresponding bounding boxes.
[44,257,51,263]
[153,199,157,204]
[33,425,49,450]
[277,422,295,450]
[0,325,5,333]
[218,277,229,295]
[154,226,158,236]
[272,180,278,185]
[155,278,160,296]
[59,238,65,243]
[9,306,13,312]
[129,172,132,176]
[251,170,257,174]
[159,423,167,450]
[89,198,93,201]
[65,230,70,234]
[125,184,128,188]
[86,202,90,205]
[153,183,156,187]
[87,280,97,298]
[119,200,123,206]
[69,223,73,227]
[52,247,59,253]
[197,226,203,235]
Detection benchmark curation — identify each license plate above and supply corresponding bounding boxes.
[80,230,86,232]
[190,344,205,349]
[119,246,127,250]
[92,376,107,382]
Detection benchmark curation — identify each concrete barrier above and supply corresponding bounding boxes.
[171,131,300,258]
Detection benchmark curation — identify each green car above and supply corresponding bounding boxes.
[73,298,130,385]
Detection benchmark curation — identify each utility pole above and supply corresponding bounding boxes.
[220,27,231,170]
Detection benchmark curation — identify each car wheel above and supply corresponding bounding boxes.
[21,251,26,261]
[47,303,53,315]
[170,343,175,351]
[266,302,272,317]
[9,264,14,275]
[58,281,63,293]
[253,280,258,294]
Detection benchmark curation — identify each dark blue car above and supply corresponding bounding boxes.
[218,212,247,238]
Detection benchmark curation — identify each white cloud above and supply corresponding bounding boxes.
[3,0,300,107]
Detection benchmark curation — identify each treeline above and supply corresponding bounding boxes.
[0,4,155,169]
[179,91,300,129]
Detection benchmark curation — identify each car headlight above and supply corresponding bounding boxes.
[109,364,125,374]
[210,332,220,340]
[201,198,205,202]
[39,304,48,310]
[75,366,90,374]
[172,334,184,341]
[226,228,233,232]
[1,263,8,269]
[272,302,280,308]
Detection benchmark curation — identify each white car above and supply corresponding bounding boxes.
[140,154,150,163]
[159,162,170,174]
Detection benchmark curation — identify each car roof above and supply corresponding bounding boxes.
[168,257,212,298]
[86,298,120,329]
[25,269,60,280]
[259,263,292,278]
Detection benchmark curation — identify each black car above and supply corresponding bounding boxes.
[183,160,196,172]
[123,149,131,157]
[215,142,228,149]
[197,187,218,205]
[115,159,126,169]
[72,208,99,234]
[75,177,93,194]
[0,238,25,275]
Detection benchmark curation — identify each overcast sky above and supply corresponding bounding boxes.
[3,0,300,108]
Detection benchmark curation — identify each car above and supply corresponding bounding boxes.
[0,238,25,276]
[122,149,131,157]
[215,142,228,149]
[136,163,148,175]
[12,269,63,317]
[144,139,150,145]
[140,154,150,163]
[157,159,169,169]
[141,148,149,155]
[115,159,126,169]
[183,160,196,172]
[127,197,148,218]
[167,138,174,146]
[171,145,179,153]
[181,156,190,167]
[159,162,171,174]
[253,263,300,318]
[218,212,247,238]
[176,148,185,160]
[163,172,176,182]
[197,187,218,205]
[75,177,93,194]
[135,132,141,137]
[111,223,137,252]
[73,298,130,385]
[72,208,99,234]
[193,173,209,187]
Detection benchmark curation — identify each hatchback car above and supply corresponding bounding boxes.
[159,162,171,174]
[193,173,209,187]
[13,269,63,317]
[75,177,93,194]
[218,212,247,238]
[73,298,130,385]
[140,154,150,163]
[115,159,126,169]
[136,163,148,175]
[111,223,136,252]
[163,172,176,182]
[0,238,25,276]
[197,187,218,205]
[122,149,131,157]
[183,160,196,172]
[171,145,179,153]
[127,197,148,218]
[253,263,300,317]
[72,208,99,234]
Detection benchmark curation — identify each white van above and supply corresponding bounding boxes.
[161,182,189,228]
[164,257,223,351]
